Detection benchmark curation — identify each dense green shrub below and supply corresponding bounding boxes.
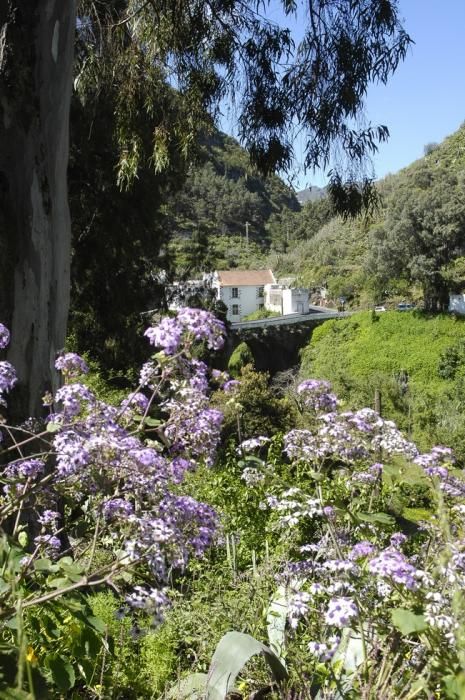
[301,311,465,457]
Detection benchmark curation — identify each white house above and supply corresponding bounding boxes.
[213,269,276,321]
[449,294,465,315]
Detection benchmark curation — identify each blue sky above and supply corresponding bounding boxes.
[224,1,465,191]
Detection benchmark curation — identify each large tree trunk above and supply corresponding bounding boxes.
[0,1,75,419]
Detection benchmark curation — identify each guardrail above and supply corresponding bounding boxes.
[231,310,351,331]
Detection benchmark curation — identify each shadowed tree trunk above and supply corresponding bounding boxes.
[0,1,76,418]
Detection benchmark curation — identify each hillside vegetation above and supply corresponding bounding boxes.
[301,310,465,457]
[272,122,465,309]
[168,130,300,275]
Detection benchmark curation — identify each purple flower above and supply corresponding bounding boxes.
[390,532,407,549]
[102,498,134,520]
[297,379,338,413]
[5,458,45,480]
[120,392,149,415]
[34,534,61,550]
[145,317,183,354]
[54,383,95,418]
[55,352,89,377]
[0,323,10,350]
[170,457,194,484]
[349,541,376,560]
[308,635,340,661]
[38,510,60,526]
[145,308,225,355]
[288,590,311,628]
[325,597,358,628]
[177,308,225,350]
[139,361,158,389]
[0,361,17,393]
[222,379,240,393]
[368,548,418,589]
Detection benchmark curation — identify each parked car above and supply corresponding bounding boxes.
[374,305,386,312]
[397,302,415,311]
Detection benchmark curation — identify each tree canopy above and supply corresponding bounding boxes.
[76,0,411,202]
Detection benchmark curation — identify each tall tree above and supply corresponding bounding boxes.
[0,2,76,418]
[0,0,411,416]
[370,174,465,310]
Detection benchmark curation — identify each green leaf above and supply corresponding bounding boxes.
[17,532,28,548]
[77,659,95,684]
[443,673,465,699]
[81,627,101,657]
[47,577,71,589]
[34,558,54,572]
[46,422,61,433]
[266,585,288,664]
[402,507,433,522]
[143,417,162,427]
[4,616,18,630]
[0,689,34,699]
[357,512,395,526]
[47,656,76,691]
[86,616,106,634]
[206,631,288,700]
[391,608,427,635]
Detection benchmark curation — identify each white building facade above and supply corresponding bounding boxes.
[213,269,276,321]
[282,288,309,315]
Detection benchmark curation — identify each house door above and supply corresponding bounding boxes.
[297,302,304,313]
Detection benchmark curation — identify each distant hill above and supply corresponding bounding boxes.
[295,185,326,205]
[168,129,302,274]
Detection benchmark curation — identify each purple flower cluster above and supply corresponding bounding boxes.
[238,436,270,453]
[125,586,170,624]
[0,323,10,349]
[55,352,89,377]
[325,597,358,628]
[164,389,223,465]
[297,379,338,413]
[4,458,45,481]
[308,635,340,661]
[103,498,134,520]
[349,541,376,560]
[368,548,419,589]
[414,446,465,497]
[0,361,17,394]
[54,383,95,418]
[120,392,149,416]
[145,308,225,355]
[266,488,323,527]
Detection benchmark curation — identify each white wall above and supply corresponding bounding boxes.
[214,282,265,321]
[282,288,309,315]
[264,284,283,313]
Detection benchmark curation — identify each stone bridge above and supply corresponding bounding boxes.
[228,306,351,374]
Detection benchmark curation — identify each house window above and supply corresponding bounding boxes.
[232,304,239,316]
[257,286,264,298]
[231,287,239,298]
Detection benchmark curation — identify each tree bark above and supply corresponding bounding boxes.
[0,1,75,419]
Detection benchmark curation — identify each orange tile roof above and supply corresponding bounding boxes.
[216,269,275,286]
